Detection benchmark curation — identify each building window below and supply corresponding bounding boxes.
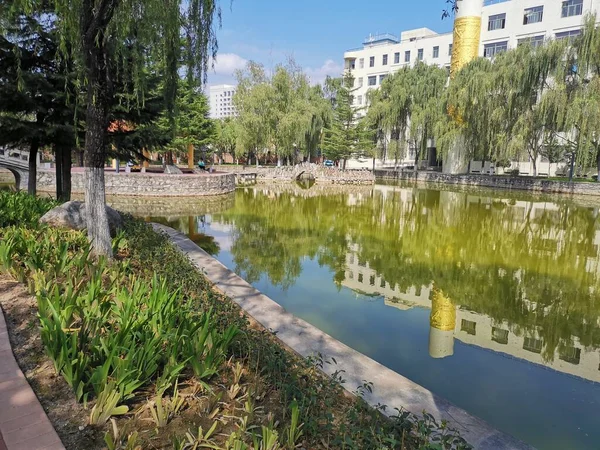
[488,13,506,31]
[369,56,375,67]
[562,0,583,17]
[394,52,400,64]
[461,319,476,335]
[358,273,364,283]
[484,41,508,58]
[492,327,509,345]
[369,275,375,286]
[524,6,544,24]
[380,278,386,288]
[382,54,388,65]
[518,35,545,48]
[368,76,376,86]
[379,74,387,84]
[417,49,424,61]
[556,29,582,41]
[357,95,362,105]
[358,77,363,87]
[348,271,354,280]
[359,58,364,69]
[404,50,411,62]
[523,337,543,354]
[449,43,453,56]
[559,347,581,365]
[433,46,439,58]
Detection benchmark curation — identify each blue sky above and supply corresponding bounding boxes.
[207,0,453,86]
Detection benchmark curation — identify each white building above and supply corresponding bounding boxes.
[209,84,237,119]
[342,0,600,171]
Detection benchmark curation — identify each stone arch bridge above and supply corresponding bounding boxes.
[0,148,36,191]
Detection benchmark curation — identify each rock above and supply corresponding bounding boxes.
[164,165,183,174]
[40,201,123,236]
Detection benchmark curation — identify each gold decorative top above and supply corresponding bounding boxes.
[450,16,482,79]
[430,288,456,331]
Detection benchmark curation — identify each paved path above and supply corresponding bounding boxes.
[152,223,534,450]
[0,308,64,450]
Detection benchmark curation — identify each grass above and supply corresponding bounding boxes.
[0,192,471,450]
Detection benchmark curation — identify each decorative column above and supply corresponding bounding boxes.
[429,288,456,359]
[188,143,195,169]
[443,0,483,174]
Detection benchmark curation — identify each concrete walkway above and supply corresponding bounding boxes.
[152,223,533,450]
[0,308,64,450]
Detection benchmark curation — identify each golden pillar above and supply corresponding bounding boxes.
[443,0,483,175]
[142,148,150,169]
[429,288,456,359]
[187,143,195,169]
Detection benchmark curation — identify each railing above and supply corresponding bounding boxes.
[0,148,32,166]
[363,33,399,45]
[483,0,510,6]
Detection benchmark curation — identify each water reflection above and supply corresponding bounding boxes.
[158,184,600,449]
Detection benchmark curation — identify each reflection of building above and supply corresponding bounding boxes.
[342,254,600,382]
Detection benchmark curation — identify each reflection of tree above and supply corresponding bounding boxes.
[151,216,220,256]
[207,186,600,362]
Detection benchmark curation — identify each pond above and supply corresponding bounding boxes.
[128,183,600,449]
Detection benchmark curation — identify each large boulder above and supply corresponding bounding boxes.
[40,201,123,236]
[164,164,183,174]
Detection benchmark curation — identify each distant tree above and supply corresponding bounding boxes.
[157,81,215,164]
[213,118,238,164]
[321,74,366,169]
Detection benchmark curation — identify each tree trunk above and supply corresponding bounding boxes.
[372,157,376,172]
[78,150,84,167]
[84,100,112,257]
[28,139,39,196]
[60,145,72,201]
[55,146,63,200]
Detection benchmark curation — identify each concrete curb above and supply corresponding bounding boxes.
[0,307,64,450]
[152,223,533,450]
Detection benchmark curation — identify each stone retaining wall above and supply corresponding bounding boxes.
[216,164,375,185]
[37,170,235,197]
[375,170,600,196]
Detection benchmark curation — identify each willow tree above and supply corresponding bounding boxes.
[366,68,413,167]
[407,62,447,169]
[234,62,273,165]
[12,0,221,256]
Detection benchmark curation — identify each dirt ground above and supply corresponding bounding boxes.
[0,274,105,450]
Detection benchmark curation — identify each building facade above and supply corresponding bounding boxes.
[342,0,600,171]
[209,84,237,119]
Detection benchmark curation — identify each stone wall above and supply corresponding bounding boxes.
[216,163,375,185]
[0,169,15,184]
[37,170,235,197]
[375,170,600,196]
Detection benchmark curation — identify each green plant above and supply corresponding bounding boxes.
[285,401,303,449]
[89,382,129,425]
[104,419,142,450]
[148,383,186,428]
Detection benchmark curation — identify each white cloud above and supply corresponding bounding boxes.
[305,59,344,85]
[210,53,248,76]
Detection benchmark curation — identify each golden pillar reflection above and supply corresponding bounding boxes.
[188,143,195,169]
[450,16,482,79]
[429,288,456,359]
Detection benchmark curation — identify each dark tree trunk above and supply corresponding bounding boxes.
[59,145,72,201]
[78,150,84,167]
[81,0,119,257]
[28,139,39,196]
[55,146,63,200]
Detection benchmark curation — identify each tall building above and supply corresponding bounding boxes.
[342,0,600,170]
[209,84,237,119]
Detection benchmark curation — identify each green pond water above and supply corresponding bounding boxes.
[147,183,600,450]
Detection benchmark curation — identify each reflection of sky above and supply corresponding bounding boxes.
[200,220,600,450]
